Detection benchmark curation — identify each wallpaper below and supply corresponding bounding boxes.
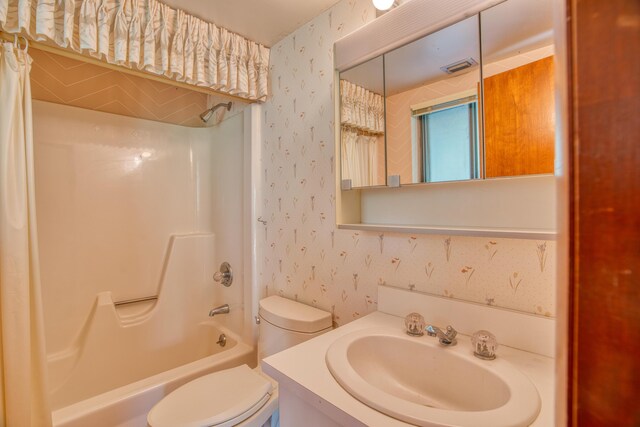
[259,0,556,326]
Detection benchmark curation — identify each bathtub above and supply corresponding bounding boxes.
[47,234,255,427]
[51,321,254,427]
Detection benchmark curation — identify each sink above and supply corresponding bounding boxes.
[325,328,541,427]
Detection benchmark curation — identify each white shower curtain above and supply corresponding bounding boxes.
[0,41,52,427]
[341,128,378,188]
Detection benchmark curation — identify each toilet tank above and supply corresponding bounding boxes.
[257,296,332,361]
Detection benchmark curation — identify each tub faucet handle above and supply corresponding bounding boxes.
[213,262,233,287]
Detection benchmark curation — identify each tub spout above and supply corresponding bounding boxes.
[209,304,230,317]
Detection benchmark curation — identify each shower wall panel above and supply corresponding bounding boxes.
[33,101,218,354]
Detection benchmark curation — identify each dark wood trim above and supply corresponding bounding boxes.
[567,0,640,425]
[565,0,576,423]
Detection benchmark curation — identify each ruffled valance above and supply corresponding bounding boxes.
[340,79,384,134]
[0,0,270,101]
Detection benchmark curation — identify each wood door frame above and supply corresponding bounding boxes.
[561,0,640,425]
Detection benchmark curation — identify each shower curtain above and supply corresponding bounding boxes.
[0,40,52,426]
[341,128,379,188]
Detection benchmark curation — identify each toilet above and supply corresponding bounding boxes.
[147,296,332,427]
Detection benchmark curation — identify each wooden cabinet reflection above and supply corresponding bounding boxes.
[484,56,555,177]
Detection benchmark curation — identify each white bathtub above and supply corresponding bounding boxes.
[51,321,254,427]
[47,234,255,427]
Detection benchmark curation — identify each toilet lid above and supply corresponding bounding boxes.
[147,365,273,427]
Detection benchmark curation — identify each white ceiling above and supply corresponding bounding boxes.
[160,0,342,47]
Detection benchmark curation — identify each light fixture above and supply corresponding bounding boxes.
[372,0,395,11]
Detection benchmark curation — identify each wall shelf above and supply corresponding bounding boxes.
[338,223,557,240]
[336,175,557,240]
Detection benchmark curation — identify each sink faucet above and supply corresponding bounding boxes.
[209,304,230,317]
[426,324,457,346]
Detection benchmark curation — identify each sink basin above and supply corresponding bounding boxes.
[325,328,540,427]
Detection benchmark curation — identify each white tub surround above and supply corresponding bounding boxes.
[262,288,555,427]
[49,234,219,407]
[48,233,255,427]
[34,98,259,427]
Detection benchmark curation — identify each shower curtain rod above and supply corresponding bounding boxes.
[0,30,253,104]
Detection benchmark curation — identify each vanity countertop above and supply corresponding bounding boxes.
[262,311,555,427]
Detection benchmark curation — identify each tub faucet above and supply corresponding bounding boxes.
[209,304,230,317]
[426,324,457,346]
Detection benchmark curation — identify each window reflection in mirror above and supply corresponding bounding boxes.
[416,92,479,182]
[481,0,555,178]
[385,15,481,185]
[339,55,386,188]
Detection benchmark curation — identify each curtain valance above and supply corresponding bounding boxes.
[0,0,270,101]
[340,79,384,134]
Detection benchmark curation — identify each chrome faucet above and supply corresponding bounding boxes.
[426,324,457,346]
[209,304,230,317]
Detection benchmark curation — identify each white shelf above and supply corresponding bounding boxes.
[338,223,557,240]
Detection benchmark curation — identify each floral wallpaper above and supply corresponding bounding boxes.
[259,0,556,326]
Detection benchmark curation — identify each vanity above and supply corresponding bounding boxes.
[262,286,555,427]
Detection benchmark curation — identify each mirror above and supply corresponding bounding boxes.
[339,55,386,188]
[481,0,555,178]
[337,0,555,189]
[384,16,481,185]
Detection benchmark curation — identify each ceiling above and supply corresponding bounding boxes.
[161,0,342,47]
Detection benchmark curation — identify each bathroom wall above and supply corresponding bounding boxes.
[34,101,247,354]
[259,0,556,325]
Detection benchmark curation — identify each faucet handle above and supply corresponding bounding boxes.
[404,312,426,336]
[471,330,497,360]
[213,262,233,287]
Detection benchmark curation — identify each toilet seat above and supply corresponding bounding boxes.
[147,365,273,427]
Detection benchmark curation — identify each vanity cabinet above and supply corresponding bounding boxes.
[484,56,555,178]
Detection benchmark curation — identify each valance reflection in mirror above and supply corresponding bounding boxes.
[385,15,481,184]
[481,0,555,178]
[339,56,386,188]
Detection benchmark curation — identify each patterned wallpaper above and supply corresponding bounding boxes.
[259,0,556,326]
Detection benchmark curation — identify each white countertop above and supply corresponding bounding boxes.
[262,311,555,427]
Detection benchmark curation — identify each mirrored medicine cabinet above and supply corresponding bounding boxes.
[338,0,555,189]
[334,0,557,238]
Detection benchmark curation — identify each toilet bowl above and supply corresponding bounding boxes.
[147,296,332,427]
